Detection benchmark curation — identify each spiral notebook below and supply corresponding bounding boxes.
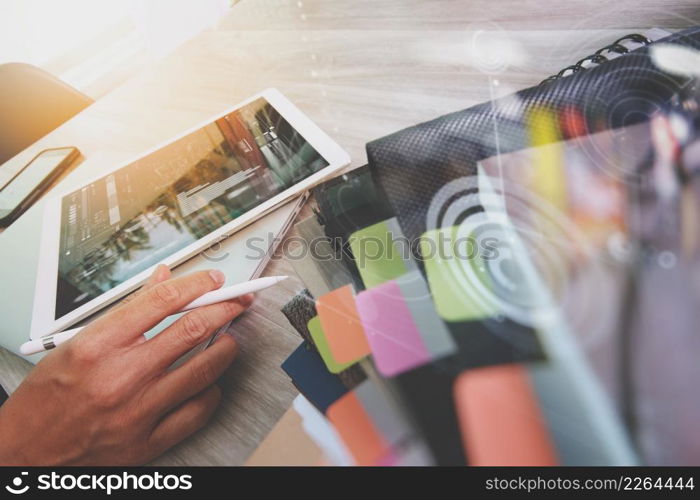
[541,28,671,84]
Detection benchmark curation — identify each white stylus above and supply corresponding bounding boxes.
[19,275,288,356]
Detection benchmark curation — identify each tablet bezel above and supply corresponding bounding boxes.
[30,88,349,339]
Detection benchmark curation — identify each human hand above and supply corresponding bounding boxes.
[0,265,252,465]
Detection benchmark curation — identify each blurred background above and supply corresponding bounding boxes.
[0,0,237,98]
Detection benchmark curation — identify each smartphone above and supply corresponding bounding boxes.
[0,147,80,227]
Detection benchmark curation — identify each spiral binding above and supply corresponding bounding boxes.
[540,33,652,85]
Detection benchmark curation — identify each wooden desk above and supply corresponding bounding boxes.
[1,0,698,465]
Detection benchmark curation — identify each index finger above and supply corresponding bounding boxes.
[89,269,226,346]
[112,264,171,312]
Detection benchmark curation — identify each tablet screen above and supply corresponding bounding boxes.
[56,97,328,318]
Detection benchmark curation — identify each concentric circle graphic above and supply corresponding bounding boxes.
[425,175,615,347]
[466,22,519,76]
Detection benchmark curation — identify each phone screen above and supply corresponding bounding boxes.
[0,148,74,212]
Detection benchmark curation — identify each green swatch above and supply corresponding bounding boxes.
[421,226,496,321]
[349,218,414,289]
[307,316,355,373]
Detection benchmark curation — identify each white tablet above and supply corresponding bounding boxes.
[31,89,350,338]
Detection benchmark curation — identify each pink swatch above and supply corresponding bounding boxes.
[355,281,431,377]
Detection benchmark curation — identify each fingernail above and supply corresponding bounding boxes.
[209,270,226,286]
[238,293,255,307]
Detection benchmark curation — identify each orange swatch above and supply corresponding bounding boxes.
[453,364,558,466]
[316,285,370,364]
[327,391,390,466]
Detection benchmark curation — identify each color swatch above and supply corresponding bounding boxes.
[349,218,417,289]
[316,285,370,364]
[281,341,348,414]
[327,389,391,466]
[356,280,431,377]
[453,363,558,465]
[307,315,355,374]
[395,271,456,359]
[421,226,496,321]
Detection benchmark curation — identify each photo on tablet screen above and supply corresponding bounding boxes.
[56,96,328,319]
